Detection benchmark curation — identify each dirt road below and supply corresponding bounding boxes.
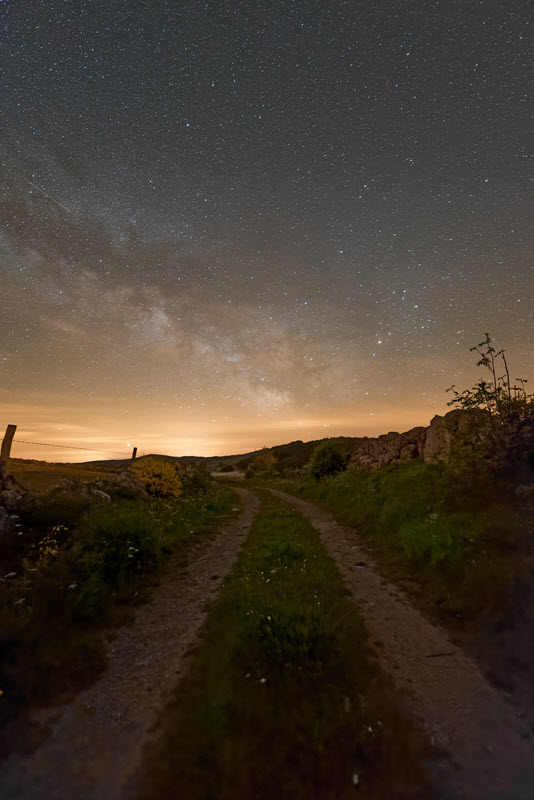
[270,489,534,800]
[2,485,532,799]
[0,489,259,800]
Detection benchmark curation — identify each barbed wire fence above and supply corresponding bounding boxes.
[14,440,132,456]
[1,424,137,471]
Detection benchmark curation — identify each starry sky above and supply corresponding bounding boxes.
[1,0,532,461]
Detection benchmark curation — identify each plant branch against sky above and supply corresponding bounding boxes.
[1,1,532,460]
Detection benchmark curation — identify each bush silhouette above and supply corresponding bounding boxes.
[309,442,347,480]
[447,333,533,427]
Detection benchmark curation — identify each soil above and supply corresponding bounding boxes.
[270,489,534,800]
[0,488,259,800]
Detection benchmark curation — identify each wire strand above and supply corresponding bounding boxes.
[10,440,131,456]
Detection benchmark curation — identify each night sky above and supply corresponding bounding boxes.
[1,0,532,460]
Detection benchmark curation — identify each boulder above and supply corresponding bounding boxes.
[0,462,27,509]
[422,409,490,464]
[94,470,147,497]
[91,489,112,503]
[51,471,147,500]
[0,506,12,535]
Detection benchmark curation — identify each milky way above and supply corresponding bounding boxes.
[1,0,532,459]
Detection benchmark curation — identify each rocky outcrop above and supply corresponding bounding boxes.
[347,427,427,471]
[0,461,27,505]
[52,470,147,500]
[422,409,490,463]
[0,461,28,535]
[348,409,491,472]
[496,418,534,494]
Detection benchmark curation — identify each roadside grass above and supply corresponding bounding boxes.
[138,493,431,800]
[270,460,526,622]
[12,462,116,492]
[0,482,237,743]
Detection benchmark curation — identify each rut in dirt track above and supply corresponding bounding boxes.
[0,488,259,800]
[270,489,534,800]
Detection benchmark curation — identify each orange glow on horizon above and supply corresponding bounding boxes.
[3,401,451,463]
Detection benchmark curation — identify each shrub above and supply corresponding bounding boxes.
[179,463,212,496]
[447,333,533,427]
[245,448,278,478]
[129,457,182,498]
[309,441,347,480]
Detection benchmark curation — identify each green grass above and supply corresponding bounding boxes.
[138,494,431,800]
[0,483,237,735]
[272,460,526,622]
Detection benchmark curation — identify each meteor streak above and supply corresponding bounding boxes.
[28,182,72,214]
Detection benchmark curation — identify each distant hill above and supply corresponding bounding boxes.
[78,451,256,470]
[235,437,363,473]
[12,438,359,474]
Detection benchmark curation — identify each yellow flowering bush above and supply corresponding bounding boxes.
[129,457,182,498]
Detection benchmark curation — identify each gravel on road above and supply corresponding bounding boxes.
[0,488,258,800]
[270,488,534,800]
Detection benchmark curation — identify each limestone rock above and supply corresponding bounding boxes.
[422,409,489,464]
[347,409,491,472]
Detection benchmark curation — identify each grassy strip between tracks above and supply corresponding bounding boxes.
[138,493,432,800]
[270,461,526,623]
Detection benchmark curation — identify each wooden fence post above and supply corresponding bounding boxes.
[1,424,17,468]
[131,447,137,461]
[0,424,22,493]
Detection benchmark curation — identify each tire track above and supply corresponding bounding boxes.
[270,488,534,800]
[0,488,259,800]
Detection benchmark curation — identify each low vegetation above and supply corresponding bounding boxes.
[0,462,235,738]
[237,437,361,476]
[138,494,430,800]
[244,446,278,478]
[12,460,113,492]
[250,334,532,624]
[278,458,525,622]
